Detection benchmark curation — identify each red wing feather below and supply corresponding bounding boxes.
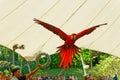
[34,18,68,41]
[76,23,107,40]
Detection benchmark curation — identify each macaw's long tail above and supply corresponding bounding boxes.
[57,45,80,69]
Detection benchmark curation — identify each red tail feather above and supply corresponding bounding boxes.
[57,45,79,69]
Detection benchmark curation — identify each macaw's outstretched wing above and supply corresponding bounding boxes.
[76,23,107,40]
[34,18,68,41]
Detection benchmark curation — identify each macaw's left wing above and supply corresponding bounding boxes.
[76,23,107,40]
[33,18,68,41]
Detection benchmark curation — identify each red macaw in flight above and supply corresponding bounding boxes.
[33,18,107,69]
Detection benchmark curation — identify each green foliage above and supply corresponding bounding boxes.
[3,69,10,76]
[91,56,120,78]
[0,60,10,71]
[49,54,60,68]
[0,45,115,79]
[80,48,92,65]
[35,67,84,78]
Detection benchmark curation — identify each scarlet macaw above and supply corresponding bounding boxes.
[33,18,107,69]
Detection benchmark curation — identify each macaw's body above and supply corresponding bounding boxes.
[34,18,107,69]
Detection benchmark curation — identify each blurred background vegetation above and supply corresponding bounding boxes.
[0,45,120,79]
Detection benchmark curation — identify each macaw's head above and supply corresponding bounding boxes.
[71,33,77,40]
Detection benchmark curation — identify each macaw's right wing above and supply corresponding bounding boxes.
[33,18,68,41]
